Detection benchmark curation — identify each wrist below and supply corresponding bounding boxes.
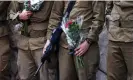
[18,12,23,20]
[85,38,92,44]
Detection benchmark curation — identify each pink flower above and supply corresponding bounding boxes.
[65,20,73,28]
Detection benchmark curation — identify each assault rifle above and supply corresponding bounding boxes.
[33,1,76,79]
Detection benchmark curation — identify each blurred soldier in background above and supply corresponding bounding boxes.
[7,2,20,80]
[107,1,133,80]
[0,1,11,80]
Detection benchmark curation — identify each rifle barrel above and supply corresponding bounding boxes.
[34,62,44,77]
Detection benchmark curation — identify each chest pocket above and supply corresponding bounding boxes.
[120,15,133,28]
[29,22,48,38]
[109,14,120,28]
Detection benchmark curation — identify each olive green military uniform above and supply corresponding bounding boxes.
[7,2,21,80]
[107,1,133,80]
[8,1,54,80]
[0,1,11,80]
[47,1,105,80]
[8,19,19,80]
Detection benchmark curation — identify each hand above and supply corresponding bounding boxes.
[19,10,32,20]
[43,40,50,54]
[75,40,90,56]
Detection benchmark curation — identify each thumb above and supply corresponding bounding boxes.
[75,46,80,51]
[43,47,46,54]
[43,40,50,54]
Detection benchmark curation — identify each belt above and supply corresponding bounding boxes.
[22,29,47,38]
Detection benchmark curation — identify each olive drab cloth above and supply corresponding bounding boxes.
[108,1,133,42]
[8,1,54,80]
[8,1,54,50]
[0,1,11,80]
[107,41,133,80]
[0,1,10,37]
[107,1,133,80]
[47,1,105,49]
[47,1,105,80]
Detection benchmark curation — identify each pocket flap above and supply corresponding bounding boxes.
[31,22,48,30]
[128,15,133,20]
[110,14,120,21]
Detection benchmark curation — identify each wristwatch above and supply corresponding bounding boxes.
[85,38,92,44]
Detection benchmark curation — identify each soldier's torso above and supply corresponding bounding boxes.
[11,1,54,50]
[112,1,133,20]
[109,1,133,42]
[0,1,10,21]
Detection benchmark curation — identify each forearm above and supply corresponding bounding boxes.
[47,1,64,40]
[87,1,105,42]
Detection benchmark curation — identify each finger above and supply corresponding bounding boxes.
[75,48,82,56]
[75,46,80,51]
[78,51,84,56]
[26,11,32,13]
[75,50,80,55]
[27,13,32,16]
[27,11,33,14]
[75,51,78,55]
[27,12,32,15]
[83,47,89,54]
[23,17,28,20]
[77,50,84,56]
[79,48,88,56]
[83,49,87,53]
[43,48,46,54]
[22,18,28,20]
[77,49,83,56]
[27,13,32,17]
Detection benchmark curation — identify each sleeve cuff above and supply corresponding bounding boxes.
[46,31,52,40]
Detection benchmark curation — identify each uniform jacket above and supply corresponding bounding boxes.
[0,1,10,37]
[8,1,54,50]
[47,1,105,48]
[108,1,133,42]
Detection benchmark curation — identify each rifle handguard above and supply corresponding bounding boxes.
[41,43,53,63]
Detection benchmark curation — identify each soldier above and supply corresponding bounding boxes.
[0,1,11,80]
[8,1,54,80]
[44,1,105,80]
[107,1,133,80]
[7,2,21,80]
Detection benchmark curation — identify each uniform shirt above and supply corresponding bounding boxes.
[8,1,54,50]
[108,1,133,42]
[0,1,10,37]
[47,1,105,48]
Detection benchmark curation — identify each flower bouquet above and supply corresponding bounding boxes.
[61,16,85,68]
